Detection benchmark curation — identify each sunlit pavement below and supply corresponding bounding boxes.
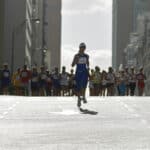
[0,96,150,150]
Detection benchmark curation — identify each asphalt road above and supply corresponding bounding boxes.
[0,96,150,150]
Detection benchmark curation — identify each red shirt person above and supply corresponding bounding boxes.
[20,65,31,95]
[136,67,146,96]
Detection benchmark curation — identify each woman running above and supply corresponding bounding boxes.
[93,66,101,96]
[124,67,130,96]
[106,67,115,96]
[118,69,126,96]
[60,66,69,96]
[101,70,107,96]
[68,69,76,96]
[31,66,39,96]
[89,69,95,96]
[12,68,22,95]
[1,63,11,95]
[39,66,47,96]
[129,66,137,96]
[71,43,89,107]
[136,67,146,96]
[51,67,61,96]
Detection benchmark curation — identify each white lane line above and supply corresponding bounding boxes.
[120,101,135,113]
[119,100,150,127]
[12,104,16,107]
[0,116,4,119]
[0,101,20,119]
[8,107,13,110]
[3,111,8,115]
[141,119,148,125]
[133,114,140,117]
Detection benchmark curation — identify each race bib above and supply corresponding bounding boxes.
[78,57,87,64]
[4,72,9,77]
[41,74,47,80]
[16,75,20,80]
[137,75,143,80]
[47,78,51,82]
[22,72,28,77]
[32,77,38,82]
[53,74,59,80]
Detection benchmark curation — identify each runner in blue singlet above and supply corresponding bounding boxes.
[71,43,90,107]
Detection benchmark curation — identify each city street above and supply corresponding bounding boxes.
[0,96,150,149]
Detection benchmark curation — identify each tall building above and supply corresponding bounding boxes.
[112,0,150,69]
[112,0,134,70]
[0,0,62,72]
[0,0,34,72]
[0,0,5,66]
[133,0,150,31]
[43,0,62,70]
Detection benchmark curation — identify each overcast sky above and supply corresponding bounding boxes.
[61,0,112,71]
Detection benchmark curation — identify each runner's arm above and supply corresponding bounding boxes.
[72,55,78,67]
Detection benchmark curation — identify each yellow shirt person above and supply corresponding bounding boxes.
[12,69,21,87]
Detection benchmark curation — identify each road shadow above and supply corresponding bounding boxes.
[79,108,98,115]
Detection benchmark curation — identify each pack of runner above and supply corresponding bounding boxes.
[0,43,147,101]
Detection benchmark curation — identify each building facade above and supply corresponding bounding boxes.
[0,0,5,67]
[43,0,62,70]
[0,0,62,72]
[112,0,134,70]
[0,0,33,72]
[133,0,150,31]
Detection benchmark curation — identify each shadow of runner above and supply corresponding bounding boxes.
[79,108,98,115]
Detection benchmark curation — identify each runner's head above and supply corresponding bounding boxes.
[125,66,128,71]
[121,69,125,74]
[91,69,94,74]
[79,43,86,53]
[23,65,27,70]
[46,69,49,74]
[17,68,21,73]
[131,66,134,71]
[55,67,59,73]
[3,62,8,69]
[140,66,143,72]
[108,67,113,73]
[62,66,66,72]
[40,66,45,72]
[95,66,100,72]
[32,66,37,72]
[70,69,74,74]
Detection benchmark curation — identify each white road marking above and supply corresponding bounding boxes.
[12,104,16,107]
[0,101,20,119]
[3,111,8,115]
[133,114,140,117]
[0,116,4,119]
[141,119,148,125]
[49,109,80,116]
[8,107,13,110]
[119,100,150,127]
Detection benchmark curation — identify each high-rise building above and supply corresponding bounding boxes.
[112,0,134,70]
[133,0,150,31]
[0,0,5,67]
[112,0,150,70]
[0,0,62,72]
[0,0,34,72]
[43,0,62,70]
